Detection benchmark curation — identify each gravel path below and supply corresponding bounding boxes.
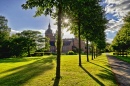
[107,55,130,86]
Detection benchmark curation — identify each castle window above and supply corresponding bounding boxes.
[63,46,66,51]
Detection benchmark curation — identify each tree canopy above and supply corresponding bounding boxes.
[111,11,130,52]
[22,0,107,78]
[0,16,11,42]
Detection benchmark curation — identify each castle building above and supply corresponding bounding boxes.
[45,23,87,53]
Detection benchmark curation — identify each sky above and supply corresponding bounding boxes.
[103,0,130,43]
[0,0,130,43]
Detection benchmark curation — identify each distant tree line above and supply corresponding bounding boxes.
[0,16,49,58]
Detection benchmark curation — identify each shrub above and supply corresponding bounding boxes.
[61,53,66,55]
[67,51,75,55]
[52,52,57,55]
[44,52,51,55]
[81,52,86,55]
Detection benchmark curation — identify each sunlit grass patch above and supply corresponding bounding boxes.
[58,54,117,86]
[0,54,117,86]
[0,56,56,86]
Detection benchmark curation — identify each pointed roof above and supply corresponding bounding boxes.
[45,22,52,34]
[48,22,51,29]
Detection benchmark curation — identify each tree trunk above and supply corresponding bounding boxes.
[122,50,124,57]
[86,39,89,62]
[94,49,95,59]
[27,45,30,57]
[92,44,93,60]
[78,15,81,66]
[56,3,62,79]
[96,48,98,57]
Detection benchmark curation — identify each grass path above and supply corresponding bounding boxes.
[0,54,117,86]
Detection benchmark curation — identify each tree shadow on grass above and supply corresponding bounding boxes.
[0,56,56,74]
[89,62,111,72]
[0,57,43,63]
[80,66,105,86]
[0,56,56,86]
[89,62,117,85]
[96,69,117,85]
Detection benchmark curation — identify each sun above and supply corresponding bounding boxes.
[64,19,69,23]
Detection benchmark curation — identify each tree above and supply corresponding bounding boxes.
[17,30,41,57]
[81,0,107,61]
[0,16,11,42]
[0,16,11,58]
[22,0,71,79]
[65,0,92,65]
[35,35,47,52]
[0,40,11,58]
[111,25,130,54]
[43,37,50,52]
[124,12,130,23]
[55,30,63,51]
[111,11,130,53]
[9,35,28,57]
[105,43,111,52]
[66,0,107,62]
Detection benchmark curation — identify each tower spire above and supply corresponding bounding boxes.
[48,19,51,29]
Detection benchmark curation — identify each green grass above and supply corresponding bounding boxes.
[0,54,117,86]
[110,52,130,64]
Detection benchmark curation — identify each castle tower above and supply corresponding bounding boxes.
[45,23,55,41]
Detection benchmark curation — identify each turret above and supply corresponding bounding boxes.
[45,23,55,41]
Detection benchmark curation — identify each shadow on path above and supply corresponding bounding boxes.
[80,66,105,86]
[107,54,130,86]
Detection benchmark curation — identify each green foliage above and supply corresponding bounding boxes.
[52,52,57,55]
[36,37,50,52]
[105,43,111,52]
[35,49,44,52]
[17,30,42,57]
[64,0,107,63]
[0,16,11,58]
[44,52,51,55]
[44,37,50,51]
[111,12,130,52]
[0,40,11,58]
[22,0,74,79]
[9,36,28,57]
[124,12,130,23]
[114,55,130,64]
[67,51,75,55]
[0,29,45,58]
[21,0,107,78]
[0,16,11,42]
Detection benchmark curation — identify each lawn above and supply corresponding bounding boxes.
[0,54,117,86]
[110,52,130,64]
